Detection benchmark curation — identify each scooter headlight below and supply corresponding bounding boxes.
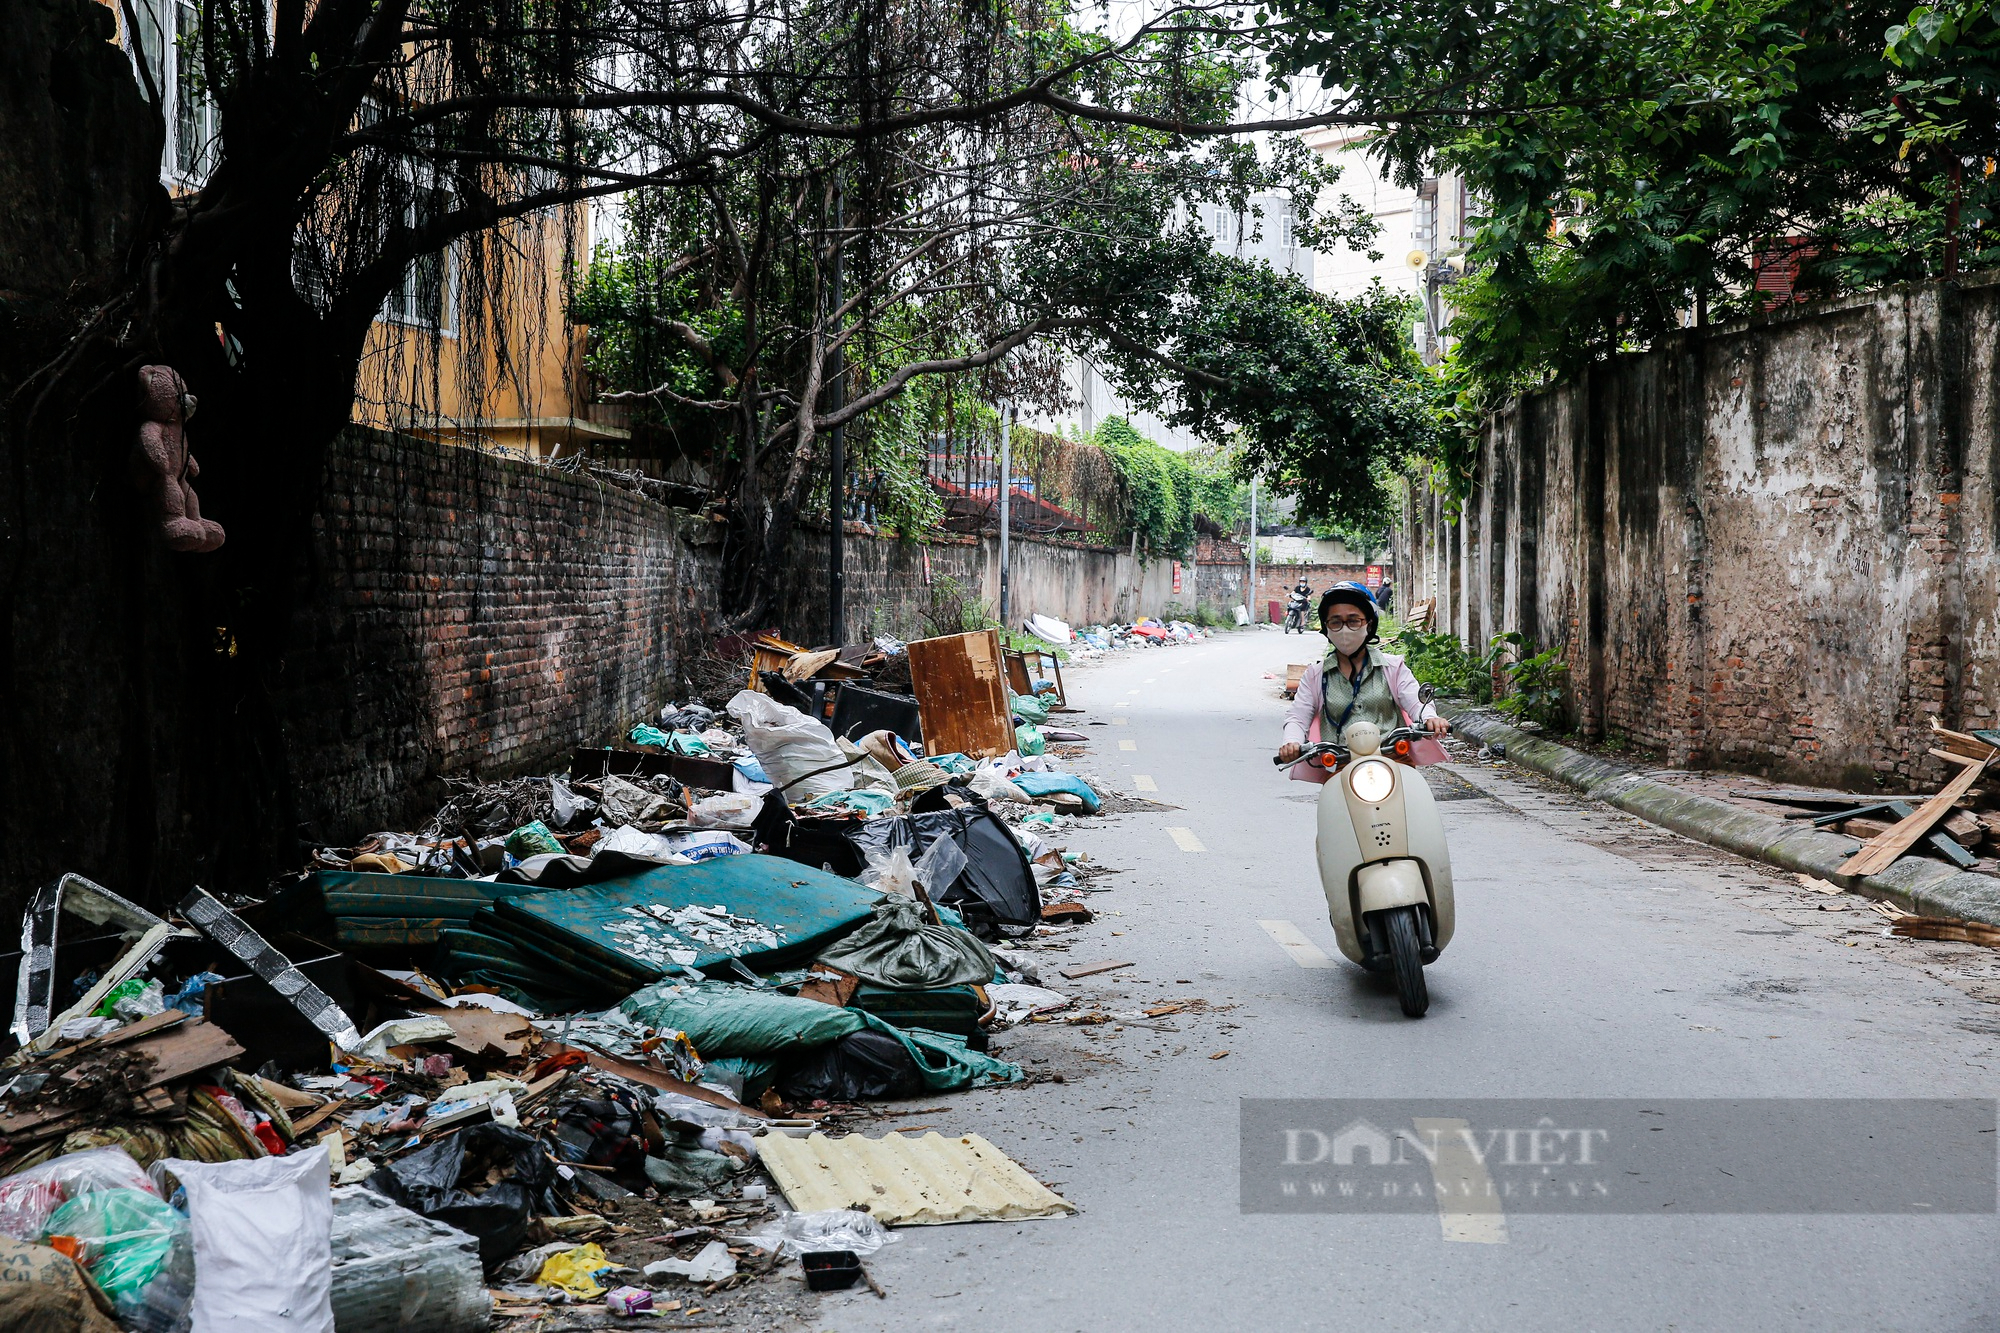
[1348,758,1396,804]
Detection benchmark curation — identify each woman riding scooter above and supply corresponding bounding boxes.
[1278,582,1449,768]
[1275,582,1454,1015]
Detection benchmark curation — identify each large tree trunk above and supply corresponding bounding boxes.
[0,0,364,915]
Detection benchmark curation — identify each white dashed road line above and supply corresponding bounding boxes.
[1165,827,1206,852]
[1410,1117,1511,1245]
[1132,775,1158,792]
[1119,739,1137,751]
[1258,920,1335,969]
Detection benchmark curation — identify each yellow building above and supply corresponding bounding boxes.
[104,0,627,461]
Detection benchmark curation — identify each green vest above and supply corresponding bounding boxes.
[1321,647,1402,736]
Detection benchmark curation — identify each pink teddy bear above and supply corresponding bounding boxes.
[132,364,225,553]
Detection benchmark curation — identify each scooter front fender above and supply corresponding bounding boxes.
[1355,859,1428,913]
[1316,764,1456,965]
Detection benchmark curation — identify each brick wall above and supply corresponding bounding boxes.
[278,431,1214,844]
[1249,563,1379,623]
[277,428,724,841]
[1402,276,2000,789]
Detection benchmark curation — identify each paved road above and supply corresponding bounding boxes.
[819,629,2000,1333]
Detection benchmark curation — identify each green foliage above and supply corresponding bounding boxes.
[1058,244,1446,531]
[1488,632,1571,731]
[1092,418,1240,557]
[1386,626,1492,704]
[1262,0,2000,478]
[922,575,996,638]
[1166,601,1237,628]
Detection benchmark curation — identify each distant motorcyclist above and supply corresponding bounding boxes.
[1283,577,1312,634]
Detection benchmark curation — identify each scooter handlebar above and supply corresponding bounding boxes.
[1274,727,1428,768]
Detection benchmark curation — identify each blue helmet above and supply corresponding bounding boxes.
[1317,581,1379,639]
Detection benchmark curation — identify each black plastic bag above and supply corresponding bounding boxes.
[843,808,1039,933]
[777,1028,927,1102]
[364,1123,560,1269]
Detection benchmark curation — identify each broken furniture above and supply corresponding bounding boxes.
[907,630,1014,758]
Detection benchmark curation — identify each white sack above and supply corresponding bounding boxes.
[164,1144,334,1333]
[726,690,852,800]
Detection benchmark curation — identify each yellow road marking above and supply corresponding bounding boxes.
[1257,920,1335,969]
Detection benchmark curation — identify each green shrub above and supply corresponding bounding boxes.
[923,575,996,637]
[1385,626,1492,703]
[1487,630,1569,731]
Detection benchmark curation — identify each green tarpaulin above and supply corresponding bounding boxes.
[491,854,885,979]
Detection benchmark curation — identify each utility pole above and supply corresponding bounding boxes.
[998,404,1013,628]
[1248,478,1258,622]
[827,183,847,646]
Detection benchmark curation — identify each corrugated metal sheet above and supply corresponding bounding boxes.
[757,1131,1075,1224]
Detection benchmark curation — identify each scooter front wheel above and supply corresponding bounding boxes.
[1383,905,1430,1017]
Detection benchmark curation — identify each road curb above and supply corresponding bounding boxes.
[1446,709,2000,928]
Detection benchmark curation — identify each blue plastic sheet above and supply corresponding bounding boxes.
[1011,771,1101,813]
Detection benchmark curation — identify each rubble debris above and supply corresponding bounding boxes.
[1889,914,2000,948]
[1840,750,1991,877]
[0,613,1182,1323]
[328,1186,487,1333]
[178,888,363,1052]
[12,875,188,1055]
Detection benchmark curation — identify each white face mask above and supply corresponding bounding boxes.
[1328,625,1369,655]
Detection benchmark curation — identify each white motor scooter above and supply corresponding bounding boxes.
[1275,719,1455,1017]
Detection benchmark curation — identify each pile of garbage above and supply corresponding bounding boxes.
[0,627,1130,1327]
[1021,613,1212,661]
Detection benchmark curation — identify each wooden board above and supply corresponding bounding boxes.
[1841,756,1991,877]
[745,634,810,694]
[418,1004,538,1060]
[907,629,1014,759]
[1003,650,1034,698]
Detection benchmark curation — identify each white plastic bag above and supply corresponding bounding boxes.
[739,1208,898,1256]
[969,768,1030,804]
[643,1239,737,1282]
[163,1144,334,1333]
[913,836,967,897]
[861,846,918,898]
[688,793,763,828]
[726,690,852,800]
[594,824,695,864]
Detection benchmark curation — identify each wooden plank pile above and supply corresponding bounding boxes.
[1744,720,2000,876]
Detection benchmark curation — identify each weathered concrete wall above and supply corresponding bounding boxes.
[786,528,1186,642]
[1405,277,1998,788]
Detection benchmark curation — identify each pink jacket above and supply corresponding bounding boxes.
[1284,653,1447,783]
